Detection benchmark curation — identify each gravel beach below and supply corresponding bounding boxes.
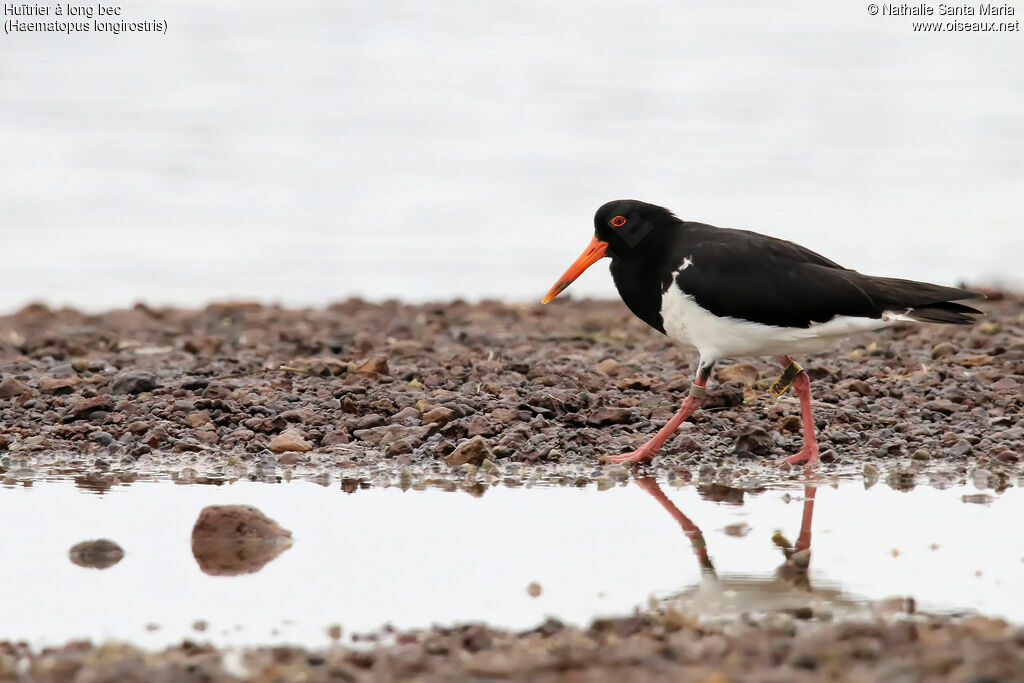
[1,292,1021,487]
[1,292,1022,681]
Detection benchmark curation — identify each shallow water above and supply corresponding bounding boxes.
[1,476,1021,650]
[1,1,1022,312]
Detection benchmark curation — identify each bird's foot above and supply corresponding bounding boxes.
[599,446,658,465]
[775,443,819,467]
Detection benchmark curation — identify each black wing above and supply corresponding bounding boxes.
[670,223,982,328]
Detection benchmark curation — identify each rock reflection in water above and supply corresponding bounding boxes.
[190,504,293,576]
[68,539,124,570]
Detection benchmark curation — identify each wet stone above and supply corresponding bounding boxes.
[321,431,351,446]
[445,435,491,467]
[68,539,124,569]
[191,505,293,576]
[269,430,313,453]
[89,431,115,446]
[948,440,972,457]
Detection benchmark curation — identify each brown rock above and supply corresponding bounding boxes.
[779,415,802,432]
[183,335,224,355]
[69,539,124,569]
[931,342,957,359]
[38,376,84,394]
[0,376,30,398]
[286,357,350,376]
[185,410,213,428]
[846,379,872,396]
[269,429,312,453]
[445,435,491,467]
[490,408,518,424]
[595,358,621,375]
[194,429,220,445]
[953,354,995,367]
[278,451,302,465]
[673,435,701,452]
[466,415,493,437]
[385,439,413,457]
[355,356,389,375]
[353,424,428,446]
[62,396,114,422]
[587,407,632,426]
[321,430,350,446]
[191,505,293,576]
[717,363,760,386]
[616,374,656,390]
[923,399,965,415]
[734,427,773,455]
[142,427,169,448]
[422,406,455,426]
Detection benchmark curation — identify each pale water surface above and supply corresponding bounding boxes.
[0,1,1021,312]
[0,477,1021,649]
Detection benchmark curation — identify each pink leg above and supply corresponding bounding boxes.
[600,364,712,465]
[775,356,819,467]
[794,485,817,553]
[634,477,714,573]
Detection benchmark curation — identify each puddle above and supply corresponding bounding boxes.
[0,476,1022,650]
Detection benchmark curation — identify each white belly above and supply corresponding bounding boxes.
[660,285,898,360]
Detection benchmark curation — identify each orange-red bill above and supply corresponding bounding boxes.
[541,236,609,304]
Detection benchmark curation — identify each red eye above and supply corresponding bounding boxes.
[610,216,626,227]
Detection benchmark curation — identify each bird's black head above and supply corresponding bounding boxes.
[542,199,680,303]
[593,199,680,258]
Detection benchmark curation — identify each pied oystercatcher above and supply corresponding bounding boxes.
[542,200,984,466]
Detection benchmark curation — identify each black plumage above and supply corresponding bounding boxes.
[543,199,986,467]
[596,200,983,333]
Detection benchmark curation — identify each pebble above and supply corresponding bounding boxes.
[445,436,491,467]
[717,363,760,386]
[948,440,972,457]
[734,428,773,456]
[930,342,957,358]
[723,523,750,537]
[355,356,389,375]
[110,371,158,395]
[422,406,455,426]
[89,431,115,446]
[0,376,30,398]
[587,407,632,426]
[269,430,313,453]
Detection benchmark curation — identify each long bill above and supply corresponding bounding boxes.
[541,236,609,304]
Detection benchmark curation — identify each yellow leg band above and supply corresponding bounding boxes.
[689,383,708,399]
[769,361,804,398]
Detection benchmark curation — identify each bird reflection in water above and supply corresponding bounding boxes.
[634,477,855,617]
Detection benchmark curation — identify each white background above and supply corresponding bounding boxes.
[0,0,1021,312]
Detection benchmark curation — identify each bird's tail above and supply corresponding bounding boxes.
[903,301,984,325]
[860,275,985,326]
